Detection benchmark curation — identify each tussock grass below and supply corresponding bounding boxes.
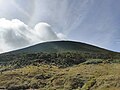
[0,63,120,90]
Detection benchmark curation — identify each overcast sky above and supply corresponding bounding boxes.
[0,0,119,53]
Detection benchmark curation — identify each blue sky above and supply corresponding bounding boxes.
[0,0,119,52]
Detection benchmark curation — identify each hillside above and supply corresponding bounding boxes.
[0,41,119,66]
[0,40,120,90]
[3,41,116,54]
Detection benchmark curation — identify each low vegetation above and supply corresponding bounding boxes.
[0,63,120,90]
[0,49,119,90]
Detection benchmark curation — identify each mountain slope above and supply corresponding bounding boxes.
[4,40,116,54]
[0,41,120,90]
[0,40,119,66]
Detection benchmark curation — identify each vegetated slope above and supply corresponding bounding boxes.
[0,40,119,66]
[0,41,120,90]
[3,40,116,54]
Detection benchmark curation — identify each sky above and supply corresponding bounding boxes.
[0,0,119,53]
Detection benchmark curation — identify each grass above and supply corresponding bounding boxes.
[0,63,120,90]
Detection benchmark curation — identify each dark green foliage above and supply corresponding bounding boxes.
[0,51,120,69]
[0,41,120,70]
[0,52,87,68]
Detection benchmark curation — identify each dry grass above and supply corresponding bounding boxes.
[0,63,120,90]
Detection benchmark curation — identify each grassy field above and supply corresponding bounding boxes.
[0,63,120,90]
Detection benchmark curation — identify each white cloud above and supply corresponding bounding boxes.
[57,33,67,40]
[0,18,65,53]
[34,23,59,41]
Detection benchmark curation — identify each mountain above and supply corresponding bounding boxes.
[0,40,119,66]
[3,40,116,54]
[0,41,120,90]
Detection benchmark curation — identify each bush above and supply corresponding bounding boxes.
[34,74,51,80]
[7,84,29,90]
[65,77,85,89]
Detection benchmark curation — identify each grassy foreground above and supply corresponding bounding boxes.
[0,63,120,90]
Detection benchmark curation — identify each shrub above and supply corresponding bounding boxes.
[7,84,29,90]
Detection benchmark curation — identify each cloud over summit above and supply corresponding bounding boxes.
[34,23,58,41]
[0,18,64,53]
